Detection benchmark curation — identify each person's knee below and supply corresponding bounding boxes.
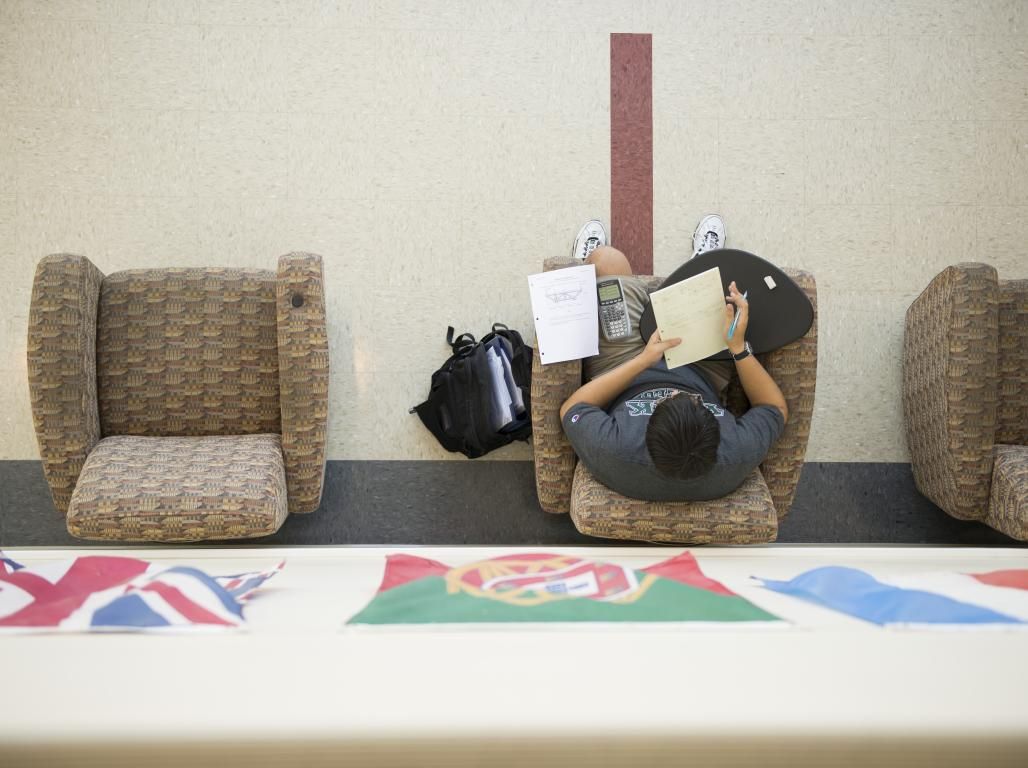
[587,246,633,277]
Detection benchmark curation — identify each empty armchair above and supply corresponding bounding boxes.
[531,258,818,544]
[27,253,329,542]
[903,263,1028,540]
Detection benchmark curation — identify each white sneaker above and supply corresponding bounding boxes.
[571,219,607,261]
[691,214,725,258]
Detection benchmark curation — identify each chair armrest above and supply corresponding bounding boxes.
[27,254,105,514]
[903,262,999,521]
[996,278,1028,446]
[531,346,582,514]
[277,252,330,514]
[759,268,818,518]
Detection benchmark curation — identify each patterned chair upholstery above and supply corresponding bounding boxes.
[27,253,330,542]
[531,258,818,544]
[903,263,1028,540]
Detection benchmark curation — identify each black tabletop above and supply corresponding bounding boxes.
[638,249,813,360]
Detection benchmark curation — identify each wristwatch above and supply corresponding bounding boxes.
[731,341,753,362]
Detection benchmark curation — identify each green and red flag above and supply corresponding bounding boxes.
[347,551,780,625]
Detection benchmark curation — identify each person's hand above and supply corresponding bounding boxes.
[640,329,681,366]
[724,280,749,354]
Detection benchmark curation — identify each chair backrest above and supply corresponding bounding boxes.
[997,278,1028,446]
[96,268,281,438]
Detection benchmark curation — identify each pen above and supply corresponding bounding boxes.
[727,291,748,340]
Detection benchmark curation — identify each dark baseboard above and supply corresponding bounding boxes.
[0,460,1020,547]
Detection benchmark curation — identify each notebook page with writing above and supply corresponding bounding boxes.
[649,266,726,368]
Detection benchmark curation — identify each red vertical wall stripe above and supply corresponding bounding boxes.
[610,33,653,275]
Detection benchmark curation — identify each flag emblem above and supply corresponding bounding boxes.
[0,553,282,632]
[349,551,780,625]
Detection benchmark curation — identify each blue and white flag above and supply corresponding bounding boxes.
[0,552,283,633]
[757,566,1028,626]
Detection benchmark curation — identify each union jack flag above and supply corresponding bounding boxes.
[0,552,283,632]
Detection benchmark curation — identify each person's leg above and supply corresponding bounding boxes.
[583,246,649,381]
[587,245,634,277]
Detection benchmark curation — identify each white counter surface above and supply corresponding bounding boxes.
[2,545,1026,767]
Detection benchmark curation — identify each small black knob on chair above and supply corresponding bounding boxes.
[291,294,304,308]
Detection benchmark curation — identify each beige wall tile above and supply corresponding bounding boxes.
[805,120,890,204]
[0,26,18,107]
[722,35,813,119]
[0,313,28,371]
[197,197,297,266]
[462,114,607,204]
[978,121,1028,204]
[719,120,807,203]
[0,195,15,255]
[0,116,11,189]
[13,109,110,194]
[653,117,718,205]
[280,28,377,114]
[14,193,108,270]
[198,0,320,25]
[461,31,608,117]
[889,121,978,204]
[653,201,720,277]
[803,205,893,291]
[197,112,291,198]
[109,110,198,198]
[327,370,532,460]
[975,38,1028,120]
[977,206,1028,275]
[717,203,810,266]
[720,0,814,34]
[892,204,979,287]
[9,21,108,108]
[888,0,979,34]
[975,0,1028,35]
[890,36,975,120]
[202,25,288,112]
[653,35,724,120]
[106,0,201,23]
[0,368,36,460]
[2,1,106,21]
[807,289,909,462]
[286,113,376,200]
[109,24,200,110]
[105,196,200,270]
[812,0,890,35]
[807,37,890,119]
[369,31,464,116]
[373,0,469,30]
[364,114,466,201]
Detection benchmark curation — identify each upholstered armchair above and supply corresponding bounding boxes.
[903,263,1027,540]
[531,258,818,544]
[27,253,329,542]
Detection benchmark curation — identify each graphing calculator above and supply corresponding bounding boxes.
[597,278,633,341]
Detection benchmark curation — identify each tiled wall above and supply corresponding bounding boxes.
[1,0,1026,464]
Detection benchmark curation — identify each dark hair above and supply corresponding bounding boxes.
[645,396,720,480]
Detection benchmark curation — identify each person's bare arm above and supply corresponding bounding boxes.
[559,331,681,422]
[724,281,789,423]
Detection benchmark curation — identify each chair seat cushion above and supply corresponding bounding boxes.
[569,462,778,544]
[987,444,1028,541]
[67,434,288,542]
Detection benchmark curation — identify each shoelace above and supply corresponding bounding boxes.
[701,231,719,252]
[583,236,600,258]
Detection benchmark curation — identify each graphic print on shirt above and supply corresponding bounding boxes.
[625,387,725,418]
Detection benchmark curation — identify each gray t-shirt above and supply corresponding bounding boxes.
[561,361,785,501]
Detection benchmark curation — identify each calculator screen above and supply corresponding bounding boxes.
[598,283,622,301]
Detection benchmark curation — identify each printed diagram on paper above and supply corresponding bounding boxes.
[527,265,599,365]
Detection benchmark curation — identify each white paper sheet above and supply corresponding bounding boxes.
[527,264,599,365]
[649,266,727,368]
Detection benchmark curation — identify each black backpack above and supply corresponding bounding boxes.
[411,324,533,459]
